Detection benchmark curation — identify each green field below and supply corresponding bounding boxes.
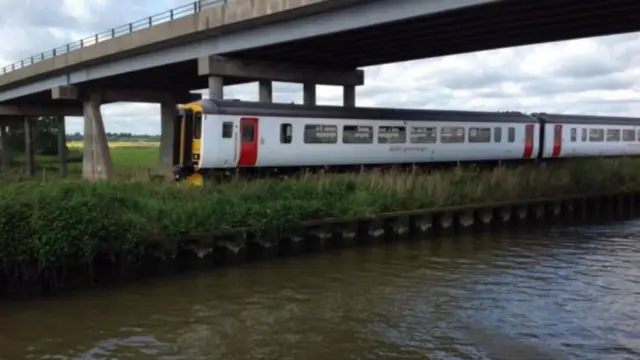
[110,146,159,167]
[67,140,159,167]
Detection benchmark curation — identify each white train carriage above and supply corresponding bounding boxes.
[533,113,640,158]
[174,100,541,183]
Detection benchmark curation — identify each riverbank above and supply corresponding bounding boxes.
[1,157,640,298]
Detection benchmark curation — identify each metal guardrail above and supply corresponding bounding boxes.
[0,0,227,75]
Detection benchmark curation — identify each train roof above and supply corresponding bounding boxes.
[532,113,640,125]
[191,99,538,123]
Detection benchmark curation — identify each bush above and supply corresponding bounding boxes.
[0,157,639,274]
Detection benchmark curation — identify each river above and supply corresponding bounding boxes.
[1,222,640,359]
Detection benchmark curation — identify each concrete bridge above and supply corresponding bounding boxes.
[0,0,638,180]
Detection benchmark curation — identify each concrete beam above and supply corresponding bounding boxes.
[303,82,316,106]
[57,116,67,178]
[343,85,355,107]
[0,125,10,171]
[259,80,273,103]
[198,55,364,86]
[0,0,344,91]
[208,76,223,100]
[51,85,201,104]
[0,104,82,117]
[24,117,35,176]
[159,101,177,174]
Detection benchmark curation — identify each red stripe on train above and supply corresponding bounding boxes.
[551,124,562,158]
[523,124,534,158]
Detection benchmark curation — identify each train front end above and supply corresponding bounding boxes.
[173,102,205,186]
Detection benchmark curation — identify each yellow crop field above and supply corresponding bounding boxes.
[67,141,160,149]
[64,141,160,167]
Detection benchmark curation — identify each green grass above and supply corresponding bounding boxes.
[1,157,640,277]
[2,145,160,182]
[110,147,158,167]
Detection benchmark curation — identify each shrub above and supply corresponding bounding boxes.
[0,157,639,273]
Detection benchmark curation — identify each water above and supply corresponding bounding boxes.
[1,222,640,359]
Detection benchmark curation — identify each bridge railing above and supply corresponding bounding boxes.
[0,0,226,75]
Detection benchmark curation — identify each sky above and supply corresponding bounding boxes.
[1,0,639,135]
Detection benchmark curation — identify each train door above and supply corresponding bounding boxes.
[551,124,563,158]
[523,124,534,159]
[177,108,202,169]
[238,117,259,167]
[215,120,237,167]
[172,110,182,166]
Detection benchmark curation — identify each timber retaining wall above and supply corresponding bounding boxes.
[2,191,639,300]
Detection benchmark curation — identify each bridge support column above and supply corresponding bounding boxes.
[343,85,355,107]
[24,116,35,177]
[57,116,67,178]
[259,80,273,103]
[0,125,10,172]
[208,76,223,100]
[197,55,363,106]
[82,95,114,180]
[159,101,177,174]
[303,82,316,106]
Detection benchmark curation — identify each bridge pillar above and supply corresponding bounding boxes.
[57,116,67,178]
[24,116,35,177]
[303,82,316,106]
[82,95,114,180]
[50,85,201,179]
[159,101,177,174]
[343,85,355,107]
[0,125,10,172]
[259,80,273,103]
[197,55,363,106]
[208,76,223,100]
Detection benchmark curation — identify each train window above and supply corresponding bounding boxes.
[222,122,233,138]
[469,127,491,143]
[410,127,437,143]
[440,126,465,143]
[623,129,636,142]
[241,123,255,142]
[378,126,406,143]
[606,129,621,142]
[581,128,587,142]
[589,128,604,142]
[280,123,292,144]
[508,127,515,143]
[343,125,373,144]
[304,124,337,144]
[637,130,640,141]
[193,112,202,139]
[570,128,577,142]
[494,127,502,143]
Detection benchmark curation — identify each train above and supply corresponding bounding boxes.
[171,99,640,185]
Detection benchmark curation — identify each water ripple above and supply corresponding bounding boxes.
[1,221,640,359]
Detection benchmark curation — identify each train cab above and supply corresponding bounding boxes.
[173,102,204,185]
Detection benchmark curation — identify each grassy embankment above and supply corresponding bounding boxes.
[0,156,639,277]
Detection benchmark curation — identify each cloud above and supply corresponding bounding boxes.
[0,1,639,135]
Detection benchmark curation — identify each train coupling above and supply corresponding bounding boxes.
[172,164,195,182]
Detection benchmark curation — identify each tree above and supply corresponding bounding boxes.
[4,116,65,156]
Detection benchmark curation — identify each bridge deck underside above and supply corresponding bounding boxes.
[4,0,640,109]
[225,0,640,68]
[3,61,249,108]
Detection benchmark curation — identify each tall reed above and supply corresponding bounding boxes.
[0,158,638,274]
